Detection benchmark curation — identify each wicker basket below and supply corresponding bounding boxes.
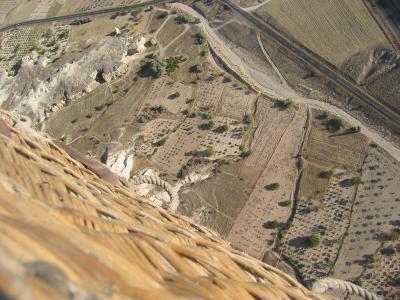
[0,110,333,300]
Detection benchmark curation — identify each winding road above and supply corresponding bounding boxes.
[222,0,400,127]
[1,0,400,160]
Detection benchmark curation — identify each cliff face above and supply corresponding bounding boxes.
[0,110,330,300]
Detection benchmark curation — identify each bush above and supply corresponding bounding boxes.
[175,91,180,98]
[348,126,361,133]
[70,18,91,25]
[319,170,334,179]
[306,235,320,247]
[165,56,185,74]
[351,177,364,185]
[206,120,215,129]
[206,146,214,157]
[243,114,253,124]
[175,15,189,24]
[354,278,363,287]
[157,11,168,19]
[277,98,293,108]
[219,124,229,132]
[279,200,291,207]
[71,118,78,124]
[264,220,279,229]
[190,64,203,73]
[142,56,166,78]
[195,33,205,45]
[241,150,251,158]
[327,118,344,132]
[155,137,167,147]
[389,229,400,241]
[265,183,280,190]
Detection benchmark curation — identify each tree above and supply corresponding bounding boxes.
[190,64,203,73]
[100,147,109,164]
[206,146,214,157]
[241,150,251,158]
[306,235,320,247]
[175,15,189,24]
[206,120,215,129]
[243,114,253,124]
[265,183,280,190]
[348,126,361,133]
[175,91,180,98]
[351,177,364,185]
[277,98,293,108]
[155,137,167,147]
[327,118,344,132]
[220,124,229,132]
[141,56,166,78]
[264,220,279,229]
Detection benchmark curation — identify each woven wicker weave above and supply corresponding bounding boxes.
[0,110,333,300]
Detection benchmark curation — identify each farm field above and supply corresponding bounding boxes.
[1,1,400,299]
[254,0,389,66]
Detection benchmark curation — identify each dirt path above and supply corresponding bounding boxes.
[243,0,273,11]
[169,3,400,162]
[256,32,289,87]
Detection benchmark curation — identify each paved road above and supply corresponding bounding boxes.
[0,0,170,33]
[222,0,400,127]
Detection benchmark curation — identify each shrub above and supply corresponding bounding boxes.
[190,64,203,73]
[348,126,361,133]
[219,124,229,132]
[70,18,91,25]
[243,114,253,124]
[195,33,205,44]
[71,118,78,124]
[351,177,364,185]
[105,101,114,107]
[206,146,214,157]
[165,56,185,74]
[306,235,320,247]
[175,91,180,98]
[157,11,168,19]
[319,170,334,179]
[277,98,293,108]
[155,137,167,147]
[266,183,280,190]
[206,120,215,129]
[279,200,291,207]
[264,220,279,229]
[241,150,251,158]
[327,118,344,132]
[175,15,189,24]
[389,229,400,241]
[354,278,363,287]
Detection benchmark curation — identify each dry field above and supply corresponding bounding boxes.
[135,118,178,156]
[228,105,307,259]
[194,75,225,112]
[218,83,255,120]
[304,111,369,171]
[151,118,207,175]
[142,76,194,114]
[0,0,16,24]
[280,169,357,286]
[255,0,389,66]
[333,146,400,298]
[156,17,186,48]
[242,97,295,180]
